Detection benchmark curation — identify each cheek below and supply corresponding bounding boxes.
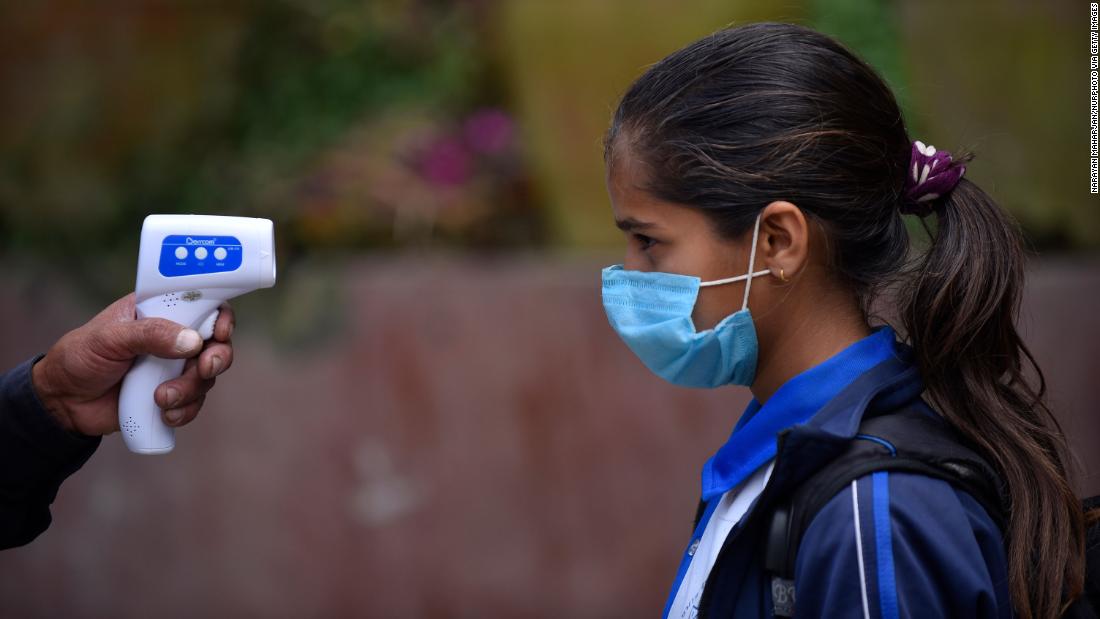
[691,282,747,330]
[691,293,722,330]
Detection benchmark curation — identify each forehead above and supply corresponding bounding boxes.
[606,147,709,231]
[606,146,662,216]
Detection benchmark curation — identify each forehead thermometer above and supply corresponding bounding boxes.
[118,215,276,454]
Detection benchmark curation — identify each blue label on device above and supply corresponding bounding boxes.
[158,235,243,277]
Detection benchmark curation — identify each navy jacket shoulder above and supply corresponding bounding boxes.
[0,355,101,549]
[794,470,1011,618]
[693,340,1014,618]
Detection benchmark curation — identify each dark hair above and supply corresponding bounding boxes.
[605,21,1089,618]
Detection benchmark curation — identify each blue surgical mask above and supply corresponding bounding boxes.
[601,213,769,388]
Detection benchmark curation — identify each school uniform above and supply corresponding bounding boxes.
[664,325,1012,619]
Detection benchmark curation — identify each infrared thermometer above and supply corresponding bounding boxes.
[118,215,276,454]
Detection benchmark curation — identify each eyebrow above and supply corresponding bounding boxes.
[614,217,658,232]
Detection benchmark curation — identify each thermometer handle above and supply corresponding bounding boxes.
[118,298,220,454]
[118,355,187,454]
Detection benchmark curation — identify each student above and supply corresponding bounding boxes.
[600,22,1094,619]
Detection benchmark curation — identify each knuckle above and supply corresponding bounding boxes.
[92,323,128,359]
[138,319,171,352]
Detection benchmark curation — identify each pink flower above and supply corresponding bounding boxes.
[417,137,472,187]
[463,108,514,155]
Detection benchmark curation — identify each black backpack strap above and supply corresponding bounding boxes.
[764,403,1006,616]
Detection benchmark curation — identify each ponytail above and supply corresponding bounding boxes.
[899,153,1088,618]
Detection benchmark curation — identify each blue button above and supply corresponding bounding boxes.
[159,235,243,277]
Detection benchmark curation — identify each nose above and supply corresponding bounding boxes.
[622,251,652,273]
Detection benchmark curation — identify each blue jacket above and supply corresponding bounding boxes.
[667,326,1013,618]
[0,355,101,549]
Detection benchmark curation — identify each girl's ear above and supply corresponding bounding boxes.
[758,201,810,280]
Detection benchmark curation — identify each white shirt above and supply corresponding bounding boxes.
[666,458,777,619]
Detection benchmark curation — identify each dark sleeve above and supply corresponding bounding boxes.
[0,354,101,549]
[792,471,1013,619]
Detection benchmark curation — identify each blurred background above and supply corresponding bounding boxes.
[0,0,1096,617]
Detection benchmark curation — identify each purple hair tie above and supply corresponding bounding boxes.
[901,140,966,216]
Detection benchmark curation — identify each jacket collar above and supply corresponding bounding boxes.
[701,325,913,502]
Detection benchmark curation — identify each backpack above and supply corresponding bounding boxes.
[733,404,1100,617]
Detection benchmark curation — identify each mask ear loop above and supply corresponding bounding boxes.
[740,212,762,311]
[697,213,767,311]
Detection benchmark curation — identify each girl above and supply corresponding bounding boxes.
[599,21,1092,619]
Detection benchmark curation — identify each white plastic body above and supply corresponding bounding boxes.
[118,215,275,454]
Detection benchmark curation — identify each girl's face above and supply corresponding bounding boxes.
[607,152,770,331]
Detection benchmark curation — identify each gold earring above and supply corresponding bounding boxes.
[779,268,788,282]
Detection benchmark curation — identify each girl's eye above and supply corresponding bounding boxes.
[634,234,657,250]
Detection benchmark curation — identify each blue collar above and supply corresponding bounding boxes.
[701,324,903,501]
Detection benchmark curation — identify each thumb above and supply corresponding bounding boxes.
[95,318,204,360]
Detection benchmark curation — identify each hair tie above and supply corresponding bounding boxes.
[901,140,966,216]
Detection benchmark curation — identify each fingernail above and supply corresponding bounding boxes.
[227,321,234,338]
[165,386,181,408]
[165,409,183,424]
[210,356,223,376]
[175,329,202,353]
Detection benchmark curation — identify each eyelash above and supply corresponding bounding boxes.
[633,234,657,251]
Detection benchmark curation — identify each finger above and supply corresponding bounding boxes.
[155,359,215,410]
[96,317,203,361]
[197,341,234,380]
[213,302,235,342]
[162,394,205,427]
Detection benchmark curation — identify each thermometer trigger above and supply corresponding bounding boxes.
[197,310,219,341]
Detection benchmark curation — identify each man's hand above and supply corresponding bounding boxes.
[30,293,235,436]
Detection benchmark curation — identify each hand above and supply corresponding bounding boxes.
[30,293,235,436]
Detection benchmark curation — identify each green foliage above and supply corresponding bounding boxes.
[0,0,541,301]
[0,0,1093,293]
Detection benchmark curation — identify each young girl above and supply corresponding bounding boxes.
[600,22,1091,619]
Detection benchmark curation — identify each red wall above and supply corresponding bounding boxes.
[0,256,1096,618]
